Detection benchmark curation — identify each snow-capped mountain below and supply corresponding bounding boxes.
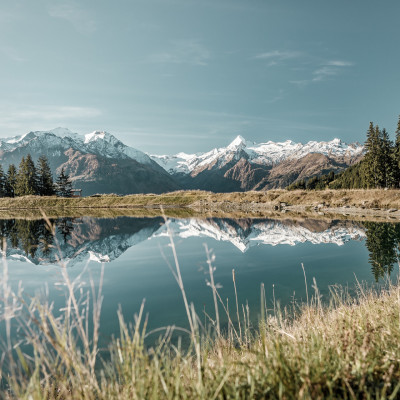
[150,135,364,191]
[0,127,154,165]
[150,135,364,175]
[0,128,364,193]
[0,128,179,195]
[2,217,366,266]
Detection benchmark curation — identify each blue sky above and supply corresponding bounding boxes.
[1,0,399,153]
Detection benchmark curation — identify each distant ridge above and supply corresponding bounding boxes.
[150,136,364,191]
[0,129,364,194]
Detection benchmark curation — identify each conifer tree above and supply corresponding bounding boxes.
[5,164,17,197]
[0,165,6,197]
[56,168,73,197]
[15,155,38,196]
[37,155,55,196]
[392,115,400,187]
[381,128,395,187]
[363,123,386,188]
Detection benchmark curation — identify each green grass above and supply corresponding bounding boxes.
[1,216,400,399]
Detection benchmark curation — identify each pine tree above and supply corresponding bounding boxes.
[56,168,73,197]
[37,155,55,196]
[5,164,17,197]
[0,165,6,197]
[381,128,395,187]
[15,154,38,196]
[392,115,400,187]
[363,123,386,188]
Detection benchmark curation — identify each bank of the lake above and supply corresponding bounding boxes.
[2,189,400,219]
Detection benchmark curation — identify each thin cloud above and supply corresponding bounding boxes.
[0,46,26,62]
[312,60,354,82]
[148,40,210,66]
[0,105,101,136]
[290,58,354,85]
[268,89,285,104]
[312,66,339,82]
[48,3,96,34]
[326,60,354,67]
[255,50,303,61]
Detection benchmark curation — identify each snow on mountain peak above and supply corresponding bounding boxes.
[84,130,108,143]
[227,135,246,150]
[50,127,75,137]
[0,128,154,166]
[150,135,364,174]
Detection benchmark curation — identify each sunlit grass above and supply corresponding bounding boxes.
[1,189,400,213]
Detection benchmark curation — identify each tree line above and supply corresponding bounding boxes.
[0,154,73,197]
[287,115,400,190]
[0,217,74,258]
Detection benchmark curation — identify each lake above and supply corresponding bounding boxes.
[1,215,398,346]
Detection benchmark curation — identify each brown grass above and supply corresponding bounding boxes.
[1,189,400,219]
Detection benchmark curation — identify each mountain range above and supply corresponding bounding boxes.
[0,128,364,194]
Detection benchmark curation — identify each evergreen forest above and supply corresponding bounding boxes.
[288,115,400,190]
[0,155,73,197]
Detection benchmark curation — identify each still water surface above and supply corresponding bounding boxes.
[1,216,399,344]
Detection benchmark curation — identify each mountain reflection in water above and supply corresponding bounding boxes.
[0,216,398,281]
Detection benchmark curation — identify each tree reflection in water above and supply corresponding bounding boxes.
[363,222,400,281]
[0,218,74,259]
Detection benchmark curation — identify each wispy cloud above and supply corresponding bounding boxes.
[11,106,101,120]
[290,59,354,85]
[255,50,303,60]
[267,89,285,104]
[0,105,101,136]
[148,40,210,66]
[312,60,354,82]
[325,60,354,67]
[0,46,26,62]
[48,3,96,34]
[254,50,304,68]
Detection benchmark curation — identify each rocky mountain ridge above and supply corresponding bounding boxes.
[0,128,364,193]
[151,135,364,191]
[0,128,179,195]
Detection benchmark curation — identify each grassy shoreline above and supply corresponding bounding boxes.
[1,188,400,209]
[1,189,400,221]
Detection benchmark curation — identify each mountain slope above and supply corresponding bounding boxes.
[0,128,180,195]
[254,153,348,190]
[151,136,364,191]
[58,149,179,195]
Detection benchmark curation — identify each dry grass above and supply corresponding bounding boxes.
[2,265,400,399]
[1,189,400,213]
